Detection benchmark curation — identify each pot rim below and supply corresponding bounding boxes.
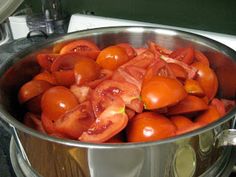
[0,26,235,149]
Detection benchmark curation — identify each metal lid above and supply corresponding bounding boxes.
[0,0,23,23]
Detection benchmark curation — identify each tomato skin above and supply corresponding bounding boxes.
[52,70,75,87]
[191,62,218,100]
[184,79,205,97]
[116,43,137,59]
[176,122,203,135]
[59,39,100,59]
[195,105,221,125]
[168,95,208,115]
[96,45,129,70]
[170,116,194,130]
[170,47,194,64]
[210,98,226,117]
[33,71,57,85]
[194,50,210,66]
[141,76,187,109]
[18,80,52,104]
[74,58,101,85]
[168,63,188,80]
[55,101,95,139]
[36,53,59,71]
[79,97,128,143]
[41,86,79,121]
[126,112,176,142]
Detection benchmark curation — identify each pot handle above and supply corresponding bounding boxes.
[215,129,236,147]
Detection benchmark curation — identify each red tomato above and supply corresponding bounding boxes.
[148,41,172,55]
[141,76,187,109]
[79,97,128,143]
[195,105,221,124]
[170,116,194,130]
[25,94,42,114]
[41,113,56,134]
[74,57,101,85]
[87,69,113,89]
[18,80,52,104]
[36,53,59,71]
[96,45,129,70]
[70,85,91,103]
[33,71,57,85]
[184,79,205,97]
[53,40,75,53]
[41,86,79,121]
[23,112,46,133]
[176,122,203,135]
[51,53,90,72]
[210,98,226,117]
[168,95,208,115]
[191,62,218,100]
[52,70,75,86]
[116,43,137,59]
[170,47,194,64]
[55,101,95,139]
[126,112,176,142]
[168,63,188,80]
[59,39,100,59]
[92,80,143,113]
[194,50,210,66]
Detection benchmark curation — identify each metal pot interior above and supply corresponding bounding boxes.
[0,26,235,177]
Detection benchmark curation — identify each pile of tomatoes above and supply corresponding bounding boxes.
[18,39,234,143]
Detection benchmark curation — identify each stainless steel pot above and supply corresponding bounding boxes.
[0,26,235,177]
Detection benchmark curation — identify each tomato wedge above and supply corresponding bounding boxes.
[79,97,128,143]
[170,47,194,64]
[55,101,95,139]
[170,116,194,130]
[59,39,100,59]
[141,76,187,109]
[18,80,52,104]
[36,53,59,71]
[168,95,208,115]
[194,50,210,66]
[33,71,57,85]
[93,80,143,113]
[168,63,188,80]
[52,70,75,86]
[184,79,205,97]
[210,98,226,117]
[116,43,137,59]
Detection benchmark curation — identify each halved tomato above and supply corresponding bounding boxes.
[79,97,128,143]
[59,39,100,59]
[170,47,194,64]
[41,86,79,121]
[96,45,129,70]
[55,101,95,139]
[126,112,176,142]
[18,80,52,104]
[141,76,187,109]
[36,53,59,71]
[191,62,218,100]
[168,95,208,115]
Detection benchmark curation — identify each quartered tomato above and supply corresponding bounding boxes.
[168,63,188,80]
[141,76,187,109]
[79,96,128,143]
[55,101,95,139]
[74,57,101,85]
[36,53,59,71]
[18,80,52,104]
[96,45,129,70]
[170,47,194,64]
[92,80,143,114]
[126,112,176,142]
[148,41,172,56]
[192,62,218,100]
[168,95,208,115]
[116,43,137,59]
[41,86,78,121]
[59,39,100,59]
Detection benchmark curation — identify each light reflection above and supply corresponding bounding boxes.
[143,126,154,137]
